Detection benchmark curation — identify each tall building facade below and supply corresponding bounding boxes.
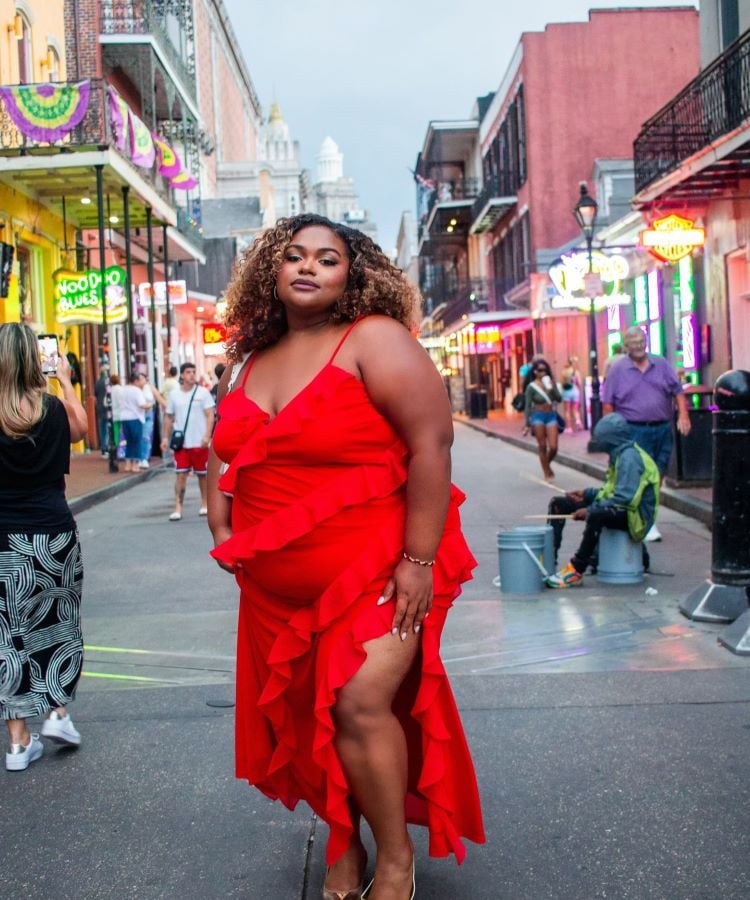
[416,8,700,411]
[633,0,750,384]
[0,0,210,446]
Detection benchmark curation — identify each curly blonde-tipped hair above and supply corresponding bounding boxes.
[222,213,420,360]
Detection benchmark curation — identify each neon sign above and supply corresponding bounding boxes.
[54,266,128,325]
[639,214,705,263]
[548,251,631,311]
[475,325,501,353]
[201,322,226,345]
[138,280,188,306]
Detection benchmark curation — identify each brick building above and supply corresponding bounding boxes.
[416,7,700,411]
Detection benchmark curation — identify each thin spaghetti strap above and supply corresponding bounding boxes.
[327,319,363,364]
[240,352,259,386]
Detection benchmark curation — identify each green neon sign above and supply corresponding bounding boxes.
[54,266,128,325]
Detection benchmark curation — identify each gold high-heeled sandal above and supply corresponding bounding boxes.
[322,885,365,900]
[322,853,368,900]
[361,856,415,899]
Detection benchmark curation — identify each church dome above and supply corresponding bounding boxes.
[317,136,343,182]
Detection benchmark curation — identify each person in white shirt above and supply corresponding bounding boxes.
[119,372,150,473]
[139,377,166,469]
[161,362,215,521]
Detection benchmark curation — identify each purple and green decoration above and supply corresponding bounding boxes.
[0,80,90,142]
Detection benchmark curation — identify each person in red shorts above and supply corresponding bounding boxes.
[161,362,215,521]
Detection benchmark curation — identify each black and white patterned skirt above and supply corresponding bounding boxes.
[0,530,83,720]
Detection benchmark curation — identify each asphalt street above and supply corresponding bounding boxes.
[3,424,750,900]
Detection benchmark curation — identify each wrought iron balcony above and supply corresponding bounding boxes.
[176,205,204,246]
[422,277,521,325]
[101,0,196,103]
[0,77,110,151]
[634,29,750,192]
[0,78,202,250]
[421,176,480,238]
[470,172,517,233]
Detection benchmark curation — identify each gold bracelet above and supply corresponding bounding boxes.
[403,551,435,567]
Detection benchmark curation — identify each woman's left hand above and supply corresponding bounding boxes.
[377,559,433,639]
[53,353,72,385]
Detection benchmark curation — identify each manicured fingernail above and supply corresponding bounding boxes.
[377,595,387,605]
[414,624,421,633]
[391,627,398,636]
[401,632,408,641]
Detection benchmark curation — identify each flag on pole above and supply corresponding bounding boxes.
[170,168,198,191]
[128,109,155,167]
[0,80,90,142]
[152,133,182,179]
[415,173,436,190]
[107,84,129,151]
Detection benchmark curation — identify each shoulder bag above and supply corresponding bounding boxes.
[169,387,197,451]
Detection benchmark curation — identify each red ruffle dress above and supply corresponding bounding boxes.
[211,326,485,865]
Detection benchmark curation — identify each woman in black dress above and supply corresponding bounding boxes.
[0,323,89,771]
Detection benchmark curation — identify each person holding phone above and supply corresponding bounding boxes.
[0,323,89,771]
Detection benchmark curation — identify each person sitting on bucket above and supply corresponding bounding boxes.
[545,413,660,588]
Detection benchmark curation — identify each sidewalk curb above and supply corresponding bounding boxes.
[456,417,713,528]
[68,464,170,516]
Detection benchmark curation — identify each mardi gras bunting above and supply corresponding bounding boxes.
[152,133,182,179]
[107,85,129,151]
[128,109,155,168]
[170,169,198,191]
[0,80,90,143]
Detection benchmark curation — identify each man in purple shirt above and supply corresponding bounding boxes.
[603,326,691,539]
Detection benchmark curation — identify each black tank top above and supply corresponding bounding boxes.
[0,394,75,533]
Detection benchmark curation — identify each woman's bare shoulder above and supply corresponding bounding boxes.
[350,315,415,349]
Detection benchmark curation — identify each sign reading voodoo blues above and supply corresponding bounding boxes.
[54,266,128,325]
[0,80,90,142]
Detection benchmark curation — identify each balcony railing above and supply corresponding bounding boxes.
[422,277,521,323]
[423,176,480,225]
[0,78,111,150]
[101,0,196,101]
[471,172,517,233]
[176,205,204,246]
[634,29,750,192]
[0,78,202,250]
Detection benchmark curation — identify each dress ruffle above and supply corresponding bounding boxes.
[211,363,485,865]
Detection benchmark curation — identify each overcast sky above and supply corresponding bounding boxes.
[221,0,697,251]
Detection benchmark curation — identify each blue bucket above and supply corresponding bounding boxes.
[597,528,644,584]
[512,525,554,577]
[497,529,546,594]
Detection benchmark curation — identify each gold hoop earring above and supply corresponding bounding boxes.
[273,284,279,302]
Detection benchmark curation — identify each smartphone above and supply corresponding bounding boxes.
[38,334,60,375]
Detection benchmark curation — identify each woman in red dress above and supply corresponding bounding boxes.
[207,214,484,899]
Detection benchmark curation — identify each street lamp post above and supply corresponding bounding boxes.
[573,182,602,447]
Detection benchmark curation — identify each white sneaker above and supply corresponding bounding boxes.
[41,711,81,747]
[139,460,150,469]
[6,733,44,771]
[644,525,662,542]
